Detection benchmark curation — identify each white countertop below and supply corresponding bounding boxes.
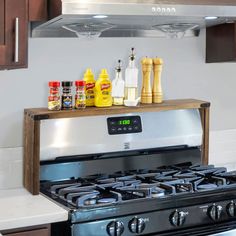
[0,188,68,231]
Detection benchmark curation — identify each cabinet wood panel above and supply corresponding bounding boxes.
[5,0,28,68]
[29,0,48,21]
[0,0,4,45]
[48,0,61,19]
[206,23,236,63]
[4,228,49,236]
[2,224,51,236]
[0,0,28,70]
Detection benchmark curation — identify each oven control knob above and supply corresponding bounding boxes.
[208,204,223,221]
[170,210,187,227]
[107,221,124,236]
[129,217,146,234]
[226,201,236,217]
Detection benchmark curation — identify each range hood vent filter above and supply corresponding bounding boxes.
[31,0,236,38]
[153,23,199,39]
[62,22,115,38]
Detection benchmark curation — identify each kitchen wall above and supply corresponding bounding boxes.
[0,29,236,189]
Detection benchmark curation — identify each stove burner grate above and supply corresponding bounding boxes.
[41,163,236,209]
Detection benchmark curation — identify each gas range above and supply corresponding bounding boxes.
[41,162,236,236]
[41,163,234,209]
[33,108,236,235]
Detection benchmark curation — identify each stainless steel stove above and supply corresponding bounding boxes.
[38,109,236,236]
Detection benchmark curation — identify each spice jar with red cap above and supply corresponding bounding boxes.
[75,80,86,109]
[48,81,61,111]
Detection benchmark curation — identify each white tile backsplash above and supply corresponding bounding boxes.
[209,129,236,170]
[0,147,23,190]
[0,129,236,189]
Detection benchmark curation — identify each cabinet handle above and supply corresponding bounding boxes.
[14,17,19,63]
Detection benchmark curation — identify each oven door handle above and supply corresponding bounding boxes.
[210,229,236,236]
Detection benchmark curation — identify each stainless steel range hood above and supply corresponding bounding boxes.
[31,0,236,38]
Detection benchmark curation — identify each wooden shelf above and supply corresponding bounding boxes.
[24,98,210,195]
[25,99,210,120]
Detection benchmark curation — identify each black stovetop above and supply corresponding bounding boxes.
[40,162,236,211]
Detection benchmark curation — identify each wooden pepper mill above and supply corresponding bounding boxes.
[152,58,163,103]
[141,57,153,104]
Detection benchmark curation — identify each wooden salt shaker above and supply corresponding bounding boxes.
[152,58,163,103]
[141,57,153,104]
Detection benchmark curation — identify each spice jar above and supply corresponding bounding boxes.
[48,81,61,111]
[75,80,86,109]
[61,81,73,110]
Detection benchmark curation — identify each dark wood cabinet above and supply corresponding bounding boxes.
[4,228,49,236]
[2,224,50,236]
[206,23,236,63]
[29,0,48,22]
[0,0,28,70]
[0,0,4,45]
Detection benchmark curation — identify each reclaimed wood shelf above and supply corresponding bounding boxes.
[24,99,210,195]
[24,99,210,120]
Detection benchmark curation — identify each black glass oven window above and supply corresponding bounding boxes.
[107,116,142,135]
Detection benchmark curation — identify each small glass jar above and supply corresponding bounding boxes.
[75,80,86,109]
[48,81,61,111]
[61,81,73,110]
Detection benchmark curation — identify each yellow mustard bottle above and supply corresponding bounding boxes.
[83,68,96,106]
[94,69,112,107]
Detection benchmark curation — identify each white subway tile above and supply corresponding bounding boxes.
[0,147,23,190]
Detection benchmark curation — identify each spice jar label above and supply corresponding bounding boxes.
[62,96,72,109]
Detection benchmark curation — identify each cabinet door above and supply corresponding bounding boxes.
[0,0,6,65]
[4,228,50,236]
[0,0,28,70]
[206,23,236,63]
[0,0,4,45]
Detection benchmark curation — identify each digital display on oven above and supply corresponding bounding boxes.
[107,116,142,135]
[118,119,131,125]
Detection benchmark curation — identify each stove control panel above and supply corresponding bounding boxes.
[73,198,236,236]
[107,116,142,135]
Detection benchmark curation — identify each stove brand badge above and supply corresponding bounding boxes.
[151,6,176,14]
[124,142,130,150]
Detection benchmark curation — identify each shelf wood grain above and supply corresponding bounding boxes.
[25,99,210,120]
